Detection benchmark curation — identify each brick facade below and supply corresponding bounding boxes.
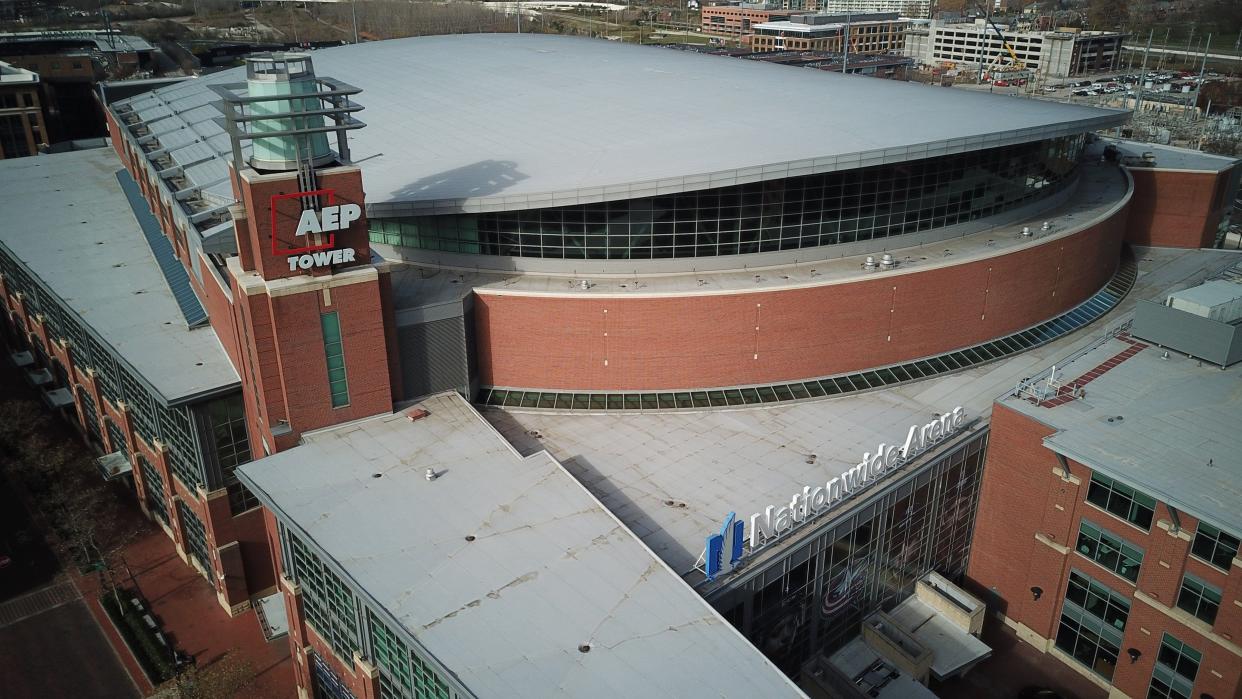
[0,109,398,618]
[1126,167,1237,249]
[701,6,792,36]
[968,403,1242,699]
[474,200,1129,391]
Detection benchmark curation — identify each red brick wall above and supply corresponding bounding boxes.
[1111,601,1242,699]
[1127,167,1233,249]
[969,402,1242,699]
[966,403,1063,629]
[475,206,1128,391]
[105,108,126,166]
[265,278,392,432]
[234,167,371,281]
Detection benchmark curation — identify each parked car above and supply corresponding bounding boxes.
[993,79,1010,87]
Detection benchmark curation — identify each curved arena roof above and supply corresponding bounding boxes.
[116,33,1128,216]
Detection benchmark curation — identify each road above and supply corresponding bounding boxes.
[0,584,140,699]
[1122,46,1242,63]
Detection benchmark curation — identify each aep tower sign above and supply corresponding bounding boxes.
[270,188,362,271]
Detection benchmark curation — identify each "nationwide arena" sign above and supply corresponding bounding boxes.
[704,407,967,581]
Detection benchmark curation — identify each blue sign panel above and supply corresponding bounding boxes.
[704,512,744,581]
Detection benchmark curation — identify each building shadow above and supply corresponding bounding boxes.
[389,160,528,205]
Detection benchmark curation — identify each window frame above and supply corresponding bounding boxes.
[1175,573,1221,626]
[1085,472,1156,531]
[1075,519,1144,583]
[321,311,351,409]
[1190,521,1239,572]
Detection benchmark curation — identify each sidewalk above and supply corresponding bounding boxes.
[1,363,294,698]
[935,614,1108,699]
[108,527,295,698]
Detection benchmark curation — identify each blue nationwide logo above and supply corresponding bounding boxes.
[704,512,745,581]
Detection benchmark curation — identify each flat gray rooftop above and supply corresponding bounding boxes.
[828,637,938,699]
[114,34,1126,217]
[1001,307,1242,537]
[0,31,154,53]
[238,392,804,699]
[0,149,238,404]
[888,597,990,679]
[1104,137,1238,173]
[485,247,1240,577]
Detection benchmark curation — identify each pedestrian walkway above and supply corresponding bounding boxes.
[116,526,296,698]
[0,578,79,629]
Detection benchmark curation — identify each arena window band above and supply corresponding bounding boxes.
[479,249,1136,411]
[371,136,1085,261]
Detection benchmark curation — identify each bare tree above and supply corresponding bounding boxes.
[164,650,257,699]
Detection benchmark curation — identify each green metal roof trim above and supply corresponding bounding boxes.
[114,168,209,328]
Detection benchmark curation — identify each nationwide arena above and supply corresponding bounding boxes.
[2,32,1239,699]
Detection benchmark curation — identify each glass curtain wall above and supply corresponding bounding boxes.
[372,136,1084,260]
[710,431,987,677]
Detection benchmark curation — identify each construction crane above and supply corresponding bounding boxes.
[975,3,1025,74]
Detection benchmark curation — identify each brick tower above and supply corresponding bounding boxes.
[216,54,395,457]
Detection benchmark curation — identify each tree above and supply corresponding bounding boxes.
[160,650,257,699]
[1085,0,1128,31]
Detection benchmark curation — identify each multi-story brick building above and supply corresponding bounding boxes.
[750,12,909,53]
[968,282,1242,699]
[0,59,45,158]
[701,3,795,37]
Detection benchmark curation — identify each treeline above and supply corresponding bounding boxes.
[319,1,518,40]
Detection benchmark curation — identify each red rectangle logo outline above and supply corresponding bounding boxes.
[271,188,337,256]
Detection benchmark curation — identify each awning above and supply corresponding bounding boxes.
[43,387,75,409]
[96,451,132,481]
[255,590,289,640]
[26,368,53,386]
[888,596,991,681]
[9,351,33,367]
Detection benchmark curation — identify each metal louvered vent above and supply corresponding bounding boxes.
[397,317,470,401]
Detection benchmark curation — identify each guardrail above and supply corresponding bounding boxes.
[1010,317,1134,403]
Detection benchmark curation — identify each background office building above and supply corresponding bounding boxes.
[728,0,931,17]
[750,13,910,53]
[903,20,1125,79]
[701,3,794,37]
[0,59,44,158]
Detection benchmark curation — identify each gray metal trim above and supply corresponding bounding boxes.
[373,172,1084,276]
[364,114,1127,218]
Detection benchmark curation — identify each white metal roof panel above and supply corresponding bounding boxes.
[238,393,805,699]
[114,34,1128,216]
[0,149,238,403]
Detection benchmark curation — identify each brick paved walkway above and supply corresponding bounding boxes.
[116,527,295,699]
